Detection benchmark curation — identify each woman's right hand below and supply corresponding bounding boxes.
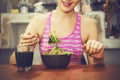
[19,32,39,46]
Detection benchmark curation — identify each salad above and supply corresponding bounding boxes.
[43,31,72,55]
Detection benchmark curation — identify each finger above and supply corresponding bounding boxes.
[90,40,96,47]
[20,39,37,46]
[90,42,104,58]
[90,53,102,59]
[86,40,96,54]
[86,40,92,52]
[92,41,99,53]
[20,39,32,43]
[34,34,40,43]
[82,43,86,49]
[96,43,104,52]
[90,48,104,59]
[23,33,36,39]
[20,36,38,44]
[21,35,39,44]
[19,33,40,46]
[20,34,24,39]
[23,40,37,46]
[31,36,39,43]
[89,40,96,54]
[26,32,31,35]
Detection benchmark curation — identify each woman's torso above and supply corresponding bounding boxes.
[39,12,84,63]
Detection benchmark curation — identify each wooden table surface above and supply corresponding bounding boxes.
[0,64,120,80]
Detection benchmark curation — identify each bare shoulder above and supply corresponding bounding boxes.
[81,14,97,27]
[80,14,98,41]
[25,12,50,36]
[30,12,49,25]
[30,13,49,26]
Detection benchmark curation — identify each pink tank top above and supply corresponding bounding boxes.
[39,12,83,63]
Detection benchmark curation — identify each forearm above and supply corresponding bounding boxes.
[9,51,16,64]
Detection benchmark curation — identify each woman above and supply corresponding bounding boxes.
[10,0,104,65]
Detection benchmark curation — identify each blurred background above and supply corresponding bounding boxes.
[0,0,120,65]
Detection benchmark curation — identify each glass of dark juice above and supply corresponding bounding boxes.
[15,45,34,72]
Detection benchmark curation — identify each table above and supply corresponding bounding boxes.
[0,64,120,80]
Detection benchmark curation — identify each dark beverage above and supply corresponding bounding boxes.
[15,52,33,67]
[15,45,34,72]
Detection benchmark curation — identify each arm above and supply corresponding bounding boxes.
[9,51,16,64]
[9,14,46,64]
[83,19,104,65]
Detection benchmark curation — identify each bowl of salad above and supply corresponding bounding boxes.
[41,31,72,68]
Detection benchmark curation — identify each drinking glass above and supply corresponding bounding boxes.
[15,45,34,72]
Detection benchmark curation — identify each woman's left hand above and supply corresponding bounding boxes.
[83,40,104,59]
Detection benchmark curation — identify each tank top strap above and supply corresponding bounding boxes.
[46,12,52,29]
[76,13,82,44]
[74,13,81,31]
[40,12,52,45]
[42,12,52,37]
[71,13,81,39]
